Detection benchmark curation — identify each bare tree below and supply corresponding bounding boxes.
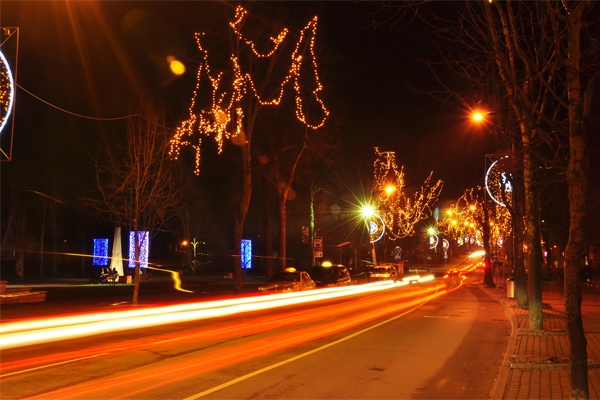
[377,1,599,396]
[255,97,338,274]
[562,2,598,397]
[170,5,329,292]
[87,102,184,305]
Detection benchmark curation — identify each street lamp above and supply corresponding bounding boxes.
[471,111,496,288]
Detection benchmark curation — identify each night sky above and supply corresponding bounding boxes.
[0,0,494,263]
[1,1,486,196]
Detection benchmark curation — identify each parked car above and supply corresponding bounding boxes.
[310,262,352,287]
[368,264,398,282]
[258,268,316,293]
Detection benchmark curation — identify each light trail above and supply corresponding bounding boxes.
[22,286,449,400]
[0,280,393,334]
[1,284,438,377]
[0,280,408,350]
[147,266,193,293]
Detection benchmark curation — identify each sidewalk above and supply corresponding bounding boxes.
[483,281,600,399]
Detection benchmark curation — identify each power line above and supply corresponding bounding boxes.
[17,84,142,121]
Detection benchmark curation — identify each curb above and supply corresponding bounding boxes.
[480,285,518,400]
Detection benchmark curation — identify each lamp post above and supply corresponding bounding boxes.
[482,175,494,287]
[472,111,497,288]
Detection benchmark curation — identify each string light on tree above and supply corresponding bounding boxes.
[372,147,443,239]
[169,6,330,175]
[436,188,511,253]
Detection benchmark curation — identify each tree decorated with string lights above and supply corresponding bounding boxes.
[371,148,443,240]
[437,189,482,244]
[169,5,329,292]
[437,188,511,259]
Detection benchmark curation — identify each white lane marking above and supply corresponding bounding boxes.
[0,353,108,378]
[183,303,427,399]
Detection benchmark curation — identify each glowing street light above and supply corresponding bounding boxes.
[361,204,385,265]
[361,205,375,218]
[471,111,485,123]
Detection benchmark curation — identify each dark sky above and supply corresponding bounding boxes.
[1,1,486,207]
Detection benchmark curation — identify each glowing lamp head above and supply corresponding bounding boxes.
[471,111,485,123]
[167,55,186,75]
[427,227,436,236]
[361,205,375,218]
[321,261,333,267]
[182,240,188,246]
[284,267,297,272]
[385,185,395,195]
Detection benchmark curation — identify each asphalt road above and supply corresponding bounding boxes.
[1,272,510,399]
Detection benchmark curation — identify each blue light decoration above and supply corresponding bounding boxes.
[241,239,252,269]
[93,238,109,266]
[128,231,149,269]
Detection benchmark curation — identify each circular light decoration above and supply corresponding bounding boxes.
[429,233,439,250]
[442,239,449,250]
[0,49,15,136]
[368,213,385,243]
[485,156,512,207]
[457,237,464,247]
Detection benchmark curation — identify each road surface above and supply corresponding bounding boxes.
[1,272,510,399]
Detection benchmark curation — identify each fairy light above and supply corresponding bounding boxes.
[436,188,511,251]
[128,231,149,270]
[0,49,15,136]
[92,238,109,266]
[372,147,443,240]
[230,7,289,58]
[169,6,329,175]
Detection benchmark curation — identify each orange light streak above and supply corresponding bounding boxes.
[2,284,435,377]
[147,266,192,293]
[0,281,405,349]
[23,286,450,400]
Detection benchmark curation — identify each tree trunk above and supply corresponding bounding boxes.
[132,221,140,306]
[39,203,46,277]
[233,141,253,293]
[512,170,529,307]
[523,133,543,330]
[264,188,273,279]
[277,195,287,272]
[564,3,590,397]
[15,210,27,279]
[483,198,495,288]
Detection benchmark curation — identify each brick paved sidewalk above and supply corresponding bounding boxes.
[483,281,600,399]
